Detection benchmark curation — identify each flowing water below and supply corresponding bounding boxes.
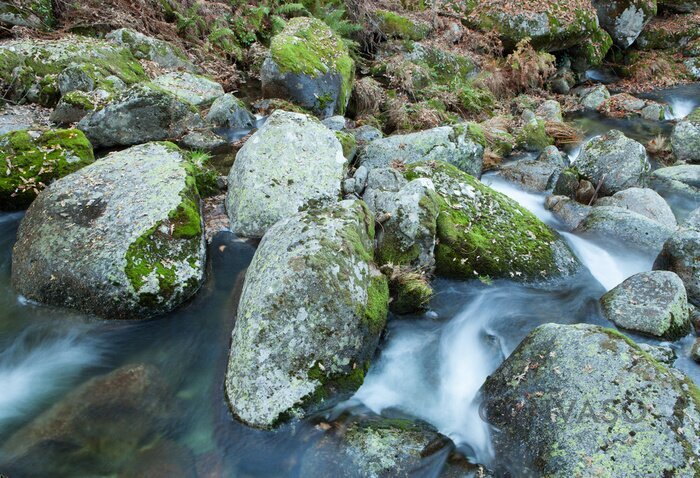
[0,86,699,477]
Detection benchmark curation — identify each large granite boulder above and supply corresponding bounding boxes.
[106,28,194,71]
[225,200,389,428]
[501,145,566,192]
[593,0,657,48]
[655,228,700,306]
[481,323,700,477]
[651,165,700,197]
[601,271,690,339]
[671,107,700,163]
[0,128,94,210]
[593,187,676,228]
[358,125,484,178]
[152,72,224,107]
[205,93,256,130]
[226,110,346,238]
[575,129,649,196]
[261,17,355,117]
[12,142,206,319]
[405,161,579,281]
[78,83,198,149]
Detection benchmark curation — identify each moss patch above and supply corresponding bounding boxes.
[375,10,429,41]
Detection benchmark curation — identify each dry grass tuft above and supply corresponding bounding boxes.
[350,77,386,117]
[646,135,674,165]
[545,121,582,146]
[482,149,503,171]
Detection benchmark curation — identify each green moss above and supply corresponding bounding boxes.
[375,9,428,41]
[364,274,390,336]
[0,129,95,210]
[516,120,553,152]
[186,150,219,198]
[335,131,357,161]
[270,17,355,115]
[390,273,433,315]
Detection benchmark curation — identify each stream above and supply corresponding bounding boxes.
[0,85,699,477]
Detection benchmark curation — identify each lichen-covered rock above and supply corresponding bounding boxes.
[636,13,700,50]
[405,161,579,281]
[515,119,554,152]
[481,323,700,477]
[11,142,206,319]
[652,164,700,197]
[578,84,611,110]
[50,89,112,124]
[78,83,198,149]
[593,0,658,48]
[465,0,601,52]
[671,107,700,163]
[0,0,52,28]
[261,17,355,117]
[152,72,224,107]
[0,128,94,210]
[0,37,146,107]
[654,228,700,306]
[593,187,677,228]
[225,200,388,428]
[568,25,614,70]
[226,110,346,238]
[359,125,484,177]
[363,169,441,269]
[1,364,173,476]
[575,206,674,252]
[575,129,649,196]
[545,195,592,230]
[106,28,194,71]
[299,415,470,478]
[205,93,255,130]
[501,145,566,192]
[601,271,690,339]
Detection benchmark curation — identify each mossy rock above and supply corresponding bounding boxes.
[106,28,194,71]
[11,142,206,319]
[515,120,554,152]
[568,26,613,70]
[261,17,355,116]
[389,272,433,315]
[594,0,658,48]
[405,161,579,281]
[375,10,430,41]
[0,129,94,210]
[0,0,54,29]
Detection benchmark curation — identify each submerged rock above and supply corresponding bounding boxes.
[12,142,206,319]
[261,17,355,116]
[78,83,198,149]
[2,364,173,476]
[481,323,700,477]
[575,129,649,196]
[205,93,255,130]
[106,28,194,71]
[152,72,224,107]
[225,200,388,428]
[358,125,484,177]
[601,271,690,339]
[575,206,674,253]
[593,187,677,228]
[501,145,566,192]
[593,0,657,48]
[671,107,700,163]
[0,128,94,210]
[226,110,346,238]
[654,228,700,306]
[405,161,579,281]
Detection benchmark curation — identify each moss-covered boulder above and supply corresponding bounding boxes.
[359,125,485,178]
[465,0,601,52]
[106,28,194,71]
[481,323,700,477]
[601,271,690,339]
[226,110,346,238]
[568,26,613,70]
[11,142,206,319]
[593,0,658,48]
[636,12,700,50]
[50,89,113,125]
[152,72,224,107]
[671,107,700,163]
[405,161,579,281]
[0,37,146,107]
[261,17,355,117]
[375,9,430,41]
[658,0,700,12]
[0,0,53,29]
[78,83,199,149]
[225,200,389,428]
[0,129,94,210]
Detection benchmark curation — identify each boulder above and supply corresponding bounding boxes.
[575,206,675,253]
[405,161,579,281]
[578,84,611,110]
[106,28,194,71]
[651,165,700,201]
[501,145,566,192]
[0,104,51,136]
[205,93,255,130]
[0,37,146,107]
[545,195,592,230]
[465,0,602,52]
[575,129,649,196]
[1,364,173,476]
[0,0,52,28]
[535,100,563,122]
[0,128,94,210]
[226,110,346,238]
[683,206,700,230]
[358,125,484,177]
[152,72,223,107]
[481,323,700,477]
[261,17,355,117]
[671,107,700,163]
[601,271,690,339]
[321,115,346,131]
[636,11,700,50]
[593,187,677,228]
[654,228,700,306]
[78,83,198,149]
[50,90,112,124]
[225,200,388,428]
[12,142,206,319]
[593,0,657,48]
